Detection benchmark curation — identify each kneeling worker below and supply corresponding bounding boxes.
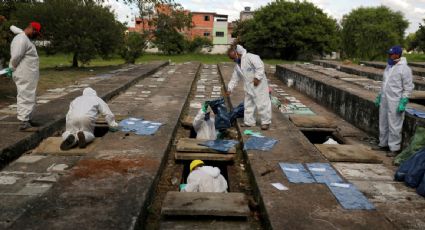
[60,87,118,150]
[181,160,228,193]
[193,102,216,140]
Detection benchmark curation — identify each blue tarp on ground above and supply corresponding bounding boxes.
[199,140,239,153]
[306,163,344,184]
[119,118,162,136]
[244,136,278,151]
[279,163,316,183]
[406,108,425,119]
[327,183,375,210]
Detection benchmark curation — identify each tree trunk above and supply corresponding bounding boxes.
[72,53,79,68]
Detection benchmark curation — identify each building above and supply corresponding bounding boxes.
[240,6,254,21]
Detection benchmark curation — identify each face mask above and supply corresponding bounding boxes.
[204,112,210,121]
[387,58,400,67]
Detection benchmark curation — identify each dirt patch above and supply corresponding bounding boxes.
[71,157,159,179]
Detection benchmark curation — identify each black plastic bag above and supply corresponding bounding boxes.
[229,102,244,124]
[207,97,231,131]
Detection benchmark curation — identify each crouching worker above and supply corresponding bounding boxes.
[180,160,228,193]
[60,87,118,150]
[193,102,216,140]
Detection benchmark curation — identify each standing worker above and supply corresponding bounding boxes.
[226,45,272,130]
[60,88,119,151]
[374,45,414,157]
[6,22,41,130]
[180,160,228,193]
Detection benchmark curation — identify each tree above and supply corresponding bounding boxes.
[13,0,125,67]
[341,6,408,60]
[187,36,212,53]
[120,32,147,64]
[415,20,425,53]
[405,33,418,52]
[233,0,339,60]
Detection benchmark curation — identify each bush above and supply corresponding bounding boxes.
[187,36,212,53]
[120,32,147,64]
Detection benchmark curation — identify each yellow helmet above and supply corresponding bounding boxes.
[190,160,204,172]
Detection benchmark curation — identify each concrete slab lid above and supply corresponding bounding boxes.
[315,144,383,164]
[141,91,151,94]
[47,88,65,93]
[351,180,423,203]
[333,163,394,181]
[16,182,52,195]
[47,163,68,172]
[161,192,249,217]
[14,155,47,164]
[195,95,205,98]
[135,84,144,87]
[190,102,202,109]
[148,85,158,88]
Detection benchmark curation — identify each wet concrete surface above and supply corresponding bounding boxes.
[0,62,168,167]
[1,62,200,229]
[218,63,419,229]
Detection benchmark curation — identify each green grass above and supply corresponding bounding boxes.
[405,53,425,62]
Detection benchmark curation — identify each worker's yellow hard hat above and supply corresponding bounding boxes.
[190,160,204,172]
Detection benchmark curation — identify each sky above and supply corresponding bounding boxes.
[105,0,425,34]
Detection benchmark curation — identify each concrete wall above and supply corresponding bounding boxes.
[202,44,230,54]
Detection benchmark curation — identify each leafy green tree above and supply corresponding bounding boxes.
[405,33,418,52]
[414,20,425,53]
[13,0,125,67]
[187,36,212,53]
[233,0,339,60]
[120,32,147,64]
[341,6,408,60]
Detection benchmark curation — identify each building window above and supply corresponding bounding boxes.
[215,31,224,37]
[204,15,210,21]
[203,32,210,37]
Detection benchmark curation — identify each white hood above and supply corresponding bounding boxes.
[200,166,221,178]
[10,25,23,35]
[397,57,408,66]
[83,87,97,97]
[236,45,247,55]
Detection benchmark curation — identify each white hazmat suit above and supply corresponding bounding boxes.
[379,57,414,151]
[9,25,39,122]
[182,166,228,193]
[228,45,272,126]
[193,109,216,140]
[62,88,117,145]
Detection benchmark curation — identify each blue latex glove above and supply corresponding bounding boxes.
[374,94,381,107]
[397,97,409,113]
[179,184,187,191]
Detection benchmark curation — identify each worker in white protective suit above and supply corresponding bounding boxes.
[374,45,414,157]
[226,45,272,130]
[7,22,41,131]
[180,160,228,193]
[60,87,119,150]
[193,102,217,140]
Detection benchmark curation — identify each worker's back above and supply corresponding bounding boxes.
[68,88,103,120]
[186,166,228,193]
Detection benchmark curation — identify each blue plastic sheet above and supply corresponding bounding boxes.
[327,183,375,210]
[119,118,162,136]
[229,102,244,124]
[406,108,425,119]
[306,163,344,184]
[199,140,239,153]
[244,136,278,151]
[207,98,231,130]
[279,163,316,184]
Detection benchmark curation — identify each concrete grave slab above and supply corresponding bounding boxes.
[161,192,249,217]
[333,163,394,181]
[352,180,422,203]
[289,115,337,128]
[315,144,383,163]
[175,152,234,161]
[0,176,19,185]
[176,138,236,154]
[14,155,46,164]
[32,137,99,156]
[47,163,68,172]
[16,183,52,196]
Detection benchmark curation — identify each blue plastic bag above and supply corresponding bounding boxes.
[279,163,316,184]
[417,175,425,197]
[244,136,278,151]
[119,118,162,136]
[207,97,231,131]
[199,139,239,153]
[395,147,425,188]
[306,163,344,184]
[229,102,244,124]
[327,183,375,210]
